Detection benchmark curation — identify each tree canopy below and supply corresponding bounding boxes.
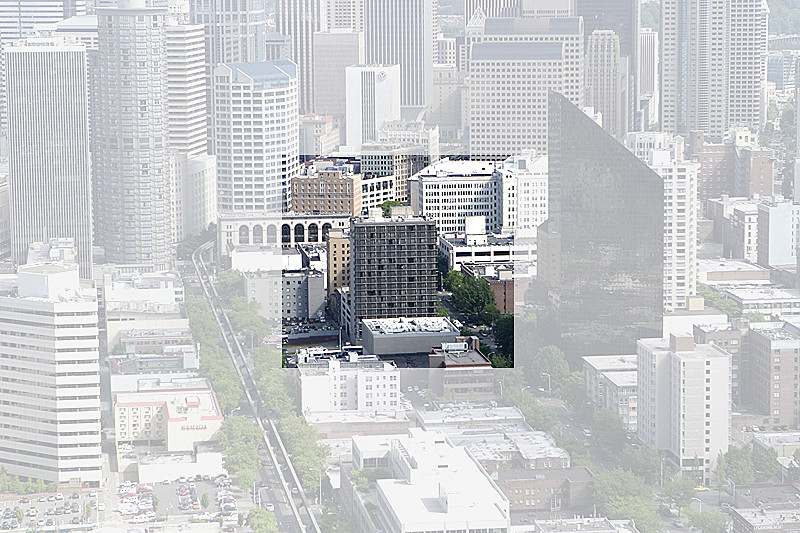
[594,469,662,533]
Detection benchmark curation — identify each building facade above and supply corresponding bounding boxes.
[0,264,101,485]
[214,60,299,214]
[5,37,93,277]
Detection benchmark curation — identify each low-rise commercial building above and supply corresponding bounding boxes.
[114,377,223,453]
[461,262,515,313]
[291,168,362,216]
[494,467,593,513]
[362,316,460,356]
[429,336,494,400]
[723,287,800,318]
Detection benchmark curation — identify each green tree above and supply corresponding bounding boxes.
[742,312,767,322]
[494,314,514,358]
[558,372,586,409]
[662,478,696,514]
[698,284,741,318]
[790,449,800,482]
[594,469,661,533]
[451,275,496,320]
[592,409,627,451]
[767,100,780,122]
[714,452,728,494]
[378,200,405,217]
[724,445,755,485]
[528,345,570,390]
[752,444,780,481]
[321,501,351,533]
[686,510,727,533]
[201,493,210,509]
[16,509,23,524]
[246,508,279,533]
[152,493,159,513]
[85,504,92,521]
[781,105,796,134]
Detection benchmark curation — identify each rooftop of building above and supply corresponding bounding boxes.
[440,233,515,246]
[534,518,639,533]
[416,405,525,428]
[582,354,637,371]
[114,378,221,420]
[119,328,192,340]
[724,286,800,301]
[363,316,459,336]
[305,410,409,426]
[495,466,593,483]
[447,425,570,463]
[697,259,768,274]
[603,370,638,388]
[752,322,800,342]
[415,158,498,177]
[223,60,297,85]
[637,337,730,359]
[430,339,491,366]
[374,435,509,526]
[753,431,800,449]
[733,508,800,526]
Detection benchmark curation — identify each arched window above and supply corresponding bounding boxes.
[295,223,305,243]
[266,225,277,244]
[281,224,291,244]
[252,225,263,244]
[308,223,319,242]
[238,225,250,245]
[322,223,332,242]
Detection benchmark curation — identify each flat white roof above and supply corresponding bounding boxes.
[697,259,768,273]
[582,354,637,372]
[725,287,800,301]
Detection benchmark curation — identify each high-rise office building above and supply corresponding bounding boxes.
[364,0,434,114]
[0,1,86,41]
[661,0,767,137]
[189,0,266,151]
[214,60,299,214]
[466,17,584,158]
[0,1,87,132]
[464,0,521,19]
[5,37,93,277]
[320,0,364,31]
[639,28,659,130]
[586,30,627,140]
[637,335,730,484]
[726,0,769,134]
[0,263,102,486]
[93,0,173,268]
[277,0,318,114]
[349,209,438,338]
[574,0,638,131]
[538,91,663,361]
[313,29,365,116]
[345,64,401,151]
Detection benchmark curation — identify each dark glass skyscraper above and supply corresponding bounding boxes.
[538,92,663,362]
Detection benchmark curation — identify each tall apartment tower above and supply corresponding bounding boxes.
[0,263,102,486]
[313,29,365,116]
[349,209,438,338]
[320,0,364,31]
[364,0,434,115]
[625,132,699,311]
[538,92,663,362]
[466,17,585,158]
[214,60,299,214]
[345,64,402,151]
[277,0,318,114]
[795,59,800,200]
[585,30,627,140]
[637,335,731,484]
[661,0,767,137]
[93,0,173,268]
[5,37,93,277]
[165,21,216,240]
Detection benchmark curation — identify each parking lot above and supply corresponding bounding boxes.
[119,475,254,525]
[0,490,101,531]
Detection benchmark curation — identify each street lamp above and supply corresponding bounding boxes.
[542,373,552,395]
[692,497,702,514]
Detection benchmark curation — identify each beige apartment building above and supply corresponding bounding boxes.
[292,170,362,216]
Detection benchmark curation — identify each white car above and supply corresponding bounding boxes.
[97,503,106,512]
[55,494,63,501]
